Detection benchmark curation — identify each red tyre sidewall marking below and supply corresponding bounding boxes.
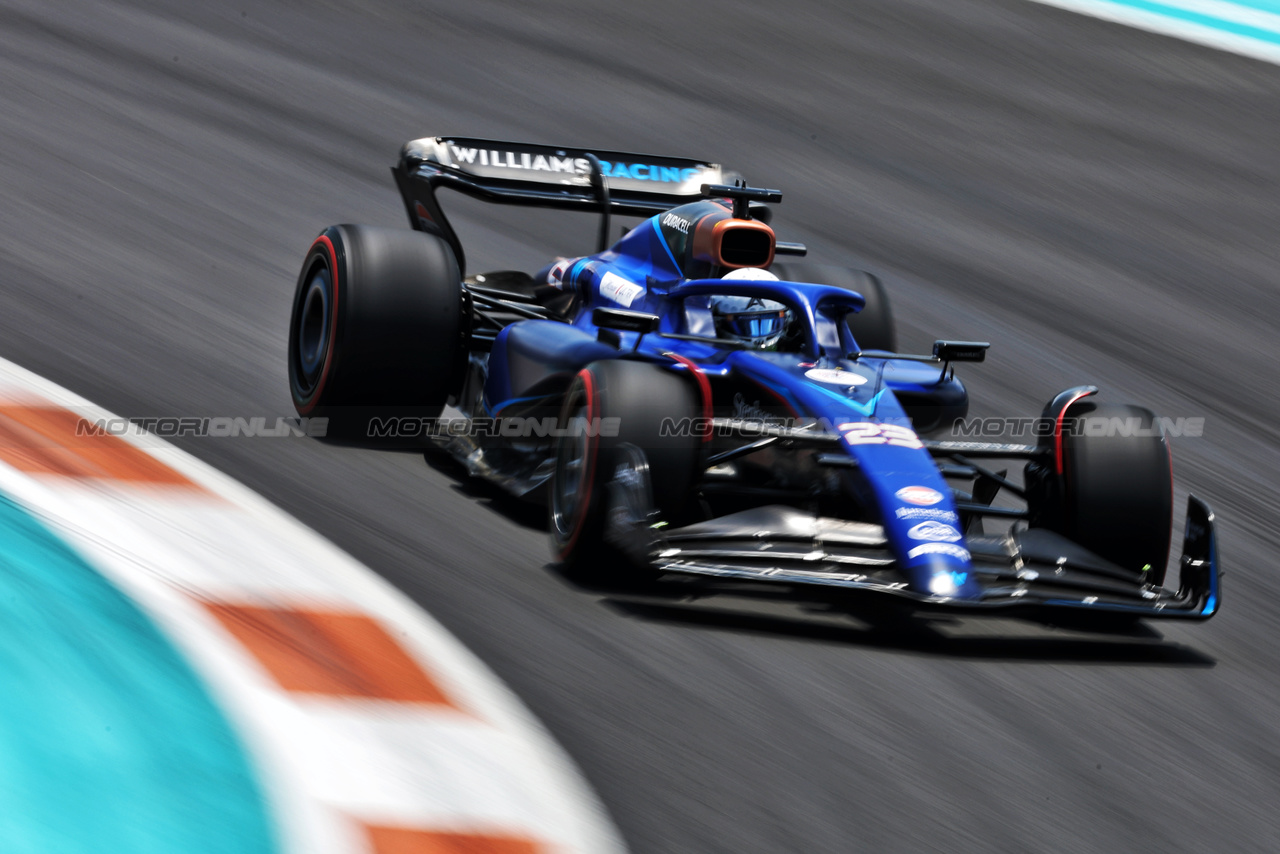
[663,353,713,442]
[1054,389,1097,477]
[297,233,340,415]
[556,368,599,560]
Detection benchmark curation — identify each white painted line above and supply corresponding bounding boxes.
[1027,0,1280,65]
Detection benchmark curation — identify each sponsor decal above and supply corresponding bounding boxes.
[447,145,708,184]
[907,543,971,561]
[546,259,571,287]
[838,422,923,449]
[895,485,944,506]
[661,212,692,234]
[908,521,963,542]
[599,271,645,307]
[451,145,582,174]
[731,393,785,425]
[894,507,960,522]
[805,368,868,386]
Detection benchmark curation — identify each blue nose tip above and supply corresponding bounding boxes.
[908,555,981,600]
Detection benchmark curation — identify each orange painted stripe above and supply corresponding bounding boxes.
[203,603,459,707]
[363,824,544,854]
[0,405,195,485]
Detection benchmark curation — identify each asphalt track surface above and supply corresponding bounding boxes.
[2,1,1278,851]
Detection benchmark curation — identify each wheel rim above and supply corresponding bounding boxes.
[295,267,330,393]
[551,398,591,543]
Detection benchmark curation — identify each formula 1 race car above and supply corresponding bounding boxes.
[287,136,1219,622]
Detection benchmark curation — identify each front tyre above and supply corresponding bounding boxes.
[550,359,703,581]
[1027,400,1173,584]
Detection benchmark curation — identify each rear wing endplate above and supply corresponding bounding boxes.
[391,136,727,274]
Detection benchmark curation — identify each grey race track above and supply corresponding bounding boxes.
[2,1,1278,851]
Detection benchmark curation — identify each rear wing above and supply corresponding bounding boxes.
[391,136,729,274]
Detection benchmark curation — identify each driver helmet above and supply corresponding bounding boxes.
[710,268,790,349]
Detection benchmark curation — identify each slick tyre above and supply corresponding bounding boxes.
[1031,401,1174,584]
[549,359,703,583]
[288,224,466,442]
[772,262,896,352]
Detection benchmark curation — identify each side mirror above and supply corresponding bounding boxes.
[933,340,989,383]
[933,340,990,363]
[593,307,661,334]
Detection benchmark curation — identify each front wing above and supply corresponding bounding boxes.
[604,448,1219,620]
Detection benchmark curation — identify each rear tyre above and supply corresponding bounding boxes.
[288,224,466,441]
[771,262,896,352]
[549,359,703,583]
[1027,400,1173,584]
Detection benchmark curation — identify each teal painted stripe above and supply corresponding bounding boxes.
[0,494,277,854]
[1083,0,1280,43]
[1215,0,1280,13]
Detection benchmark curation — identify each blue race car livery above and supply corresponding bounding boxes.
[286,136,1219,623]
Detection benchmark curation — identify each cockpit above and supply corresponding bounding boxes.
[650,199,797,349]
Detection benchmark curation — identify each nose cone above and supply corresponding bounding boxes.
[912,555,983,601]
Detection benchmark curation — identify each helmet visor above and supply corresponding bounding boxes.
[718,309,788,340]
